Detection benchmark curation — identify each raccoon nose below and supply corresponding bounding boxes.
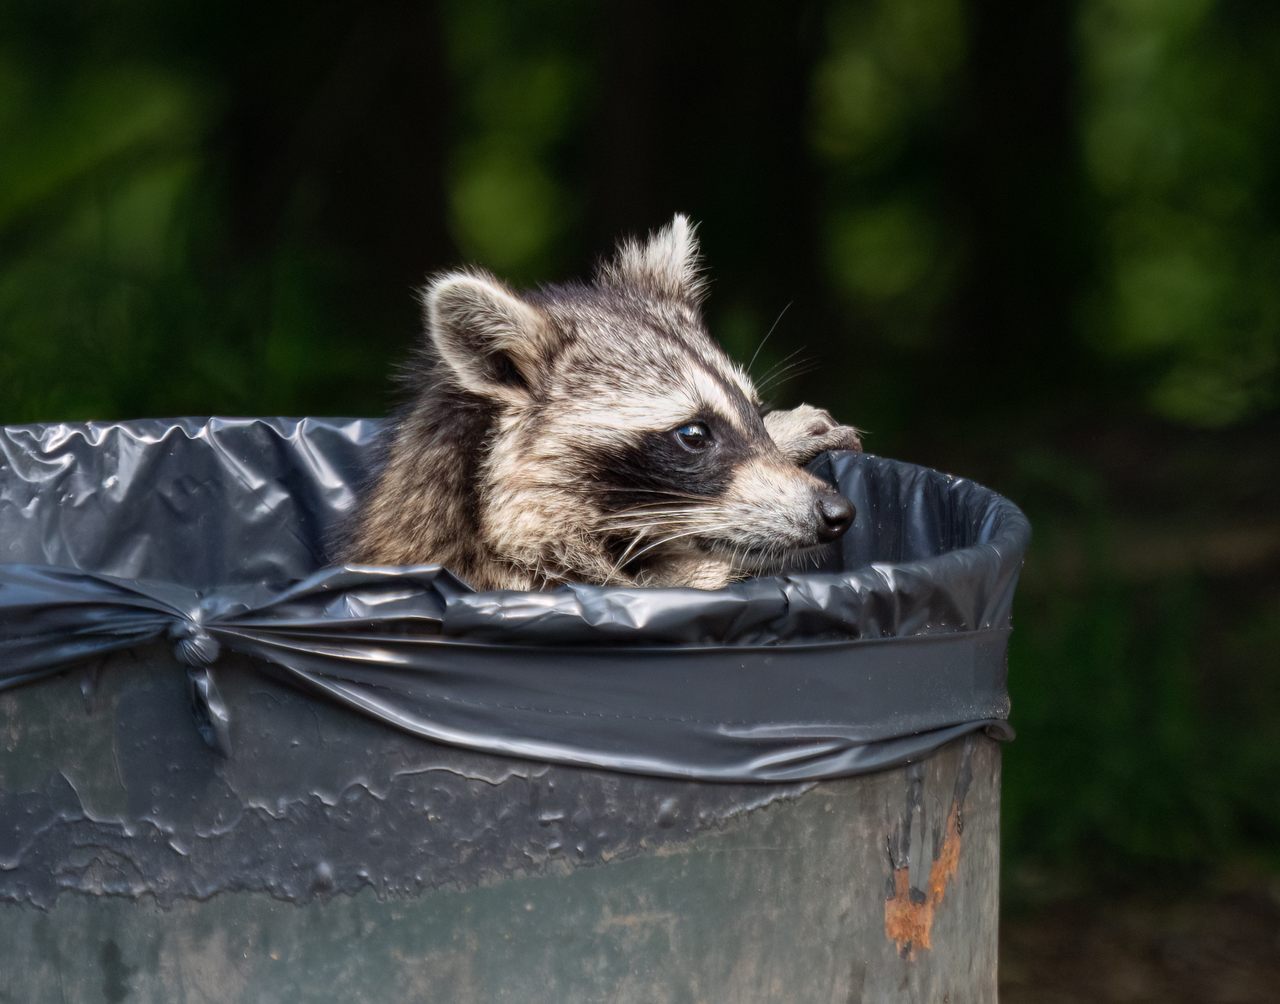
[815,492,855,541]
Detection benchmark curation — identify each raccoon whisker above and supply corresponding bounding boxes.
[592,488,720,503]
[746,301,793,376]
[599,510,710,526]
[728,538,746,574]
[597,507,713,527]
[603,523,701,535]
[603,519,727,584]
[756,372,807,397]
[757,346,810,380]
[602,522,703,541]
[756,361,819,395]
[755,345,807,386]
[593,499,721,526]
[621,522,741,568]
[757,354,816,386]
[601,503,713,516]
[599,507,701,520]
[603,526,696,540]
[601,513,725,566]
[523,551,555,588]
[604,526,657,584]
[593,486,713,496]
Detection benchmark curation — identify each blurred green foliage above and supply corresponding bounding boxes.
[1080,0,1280,426]
[1,1,1277,894]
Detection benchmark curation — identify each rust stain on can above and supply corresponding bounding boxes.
[883,735,975,959]
[883,799,963,957]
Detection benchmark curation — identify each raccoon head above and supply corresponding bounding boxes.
[421,214,855,590]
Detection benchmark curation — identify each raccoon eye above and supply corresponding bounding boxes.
[674,421,713,451]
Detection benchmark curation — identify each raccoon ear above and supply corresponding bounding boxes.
[423,270,555,403]
[598,213,707,303]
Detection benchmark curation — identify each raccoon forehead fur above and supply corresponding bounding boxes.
[346,214,861,592]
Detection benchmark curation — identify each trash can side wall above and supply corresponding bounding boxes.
[0,649,999,1003]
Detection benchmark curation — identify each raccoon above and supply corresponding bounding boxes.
[345,214,861,591]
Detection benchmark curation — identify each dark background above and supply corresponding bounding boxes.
[2,1,1278,998]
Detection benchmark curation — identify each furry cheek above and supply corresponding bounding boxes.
[712,459,830,548]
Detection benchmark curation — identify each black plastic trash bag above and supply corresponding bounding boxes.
[0,418,1029,782]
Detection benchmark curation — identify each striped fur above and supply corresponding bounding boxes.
[345,215,861,590]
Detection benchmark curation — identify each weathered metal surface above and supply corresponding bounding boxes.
[0,651,1000,1002]
[884,746,976,957]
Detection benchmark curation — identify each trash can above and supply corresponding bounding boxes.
[0,418,1029,1003]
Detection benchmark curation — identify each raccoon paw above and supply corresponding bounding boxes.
[765,404,863,466]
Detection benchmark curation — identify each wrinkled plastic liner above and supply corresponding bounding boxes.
[0,418,1029,782]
